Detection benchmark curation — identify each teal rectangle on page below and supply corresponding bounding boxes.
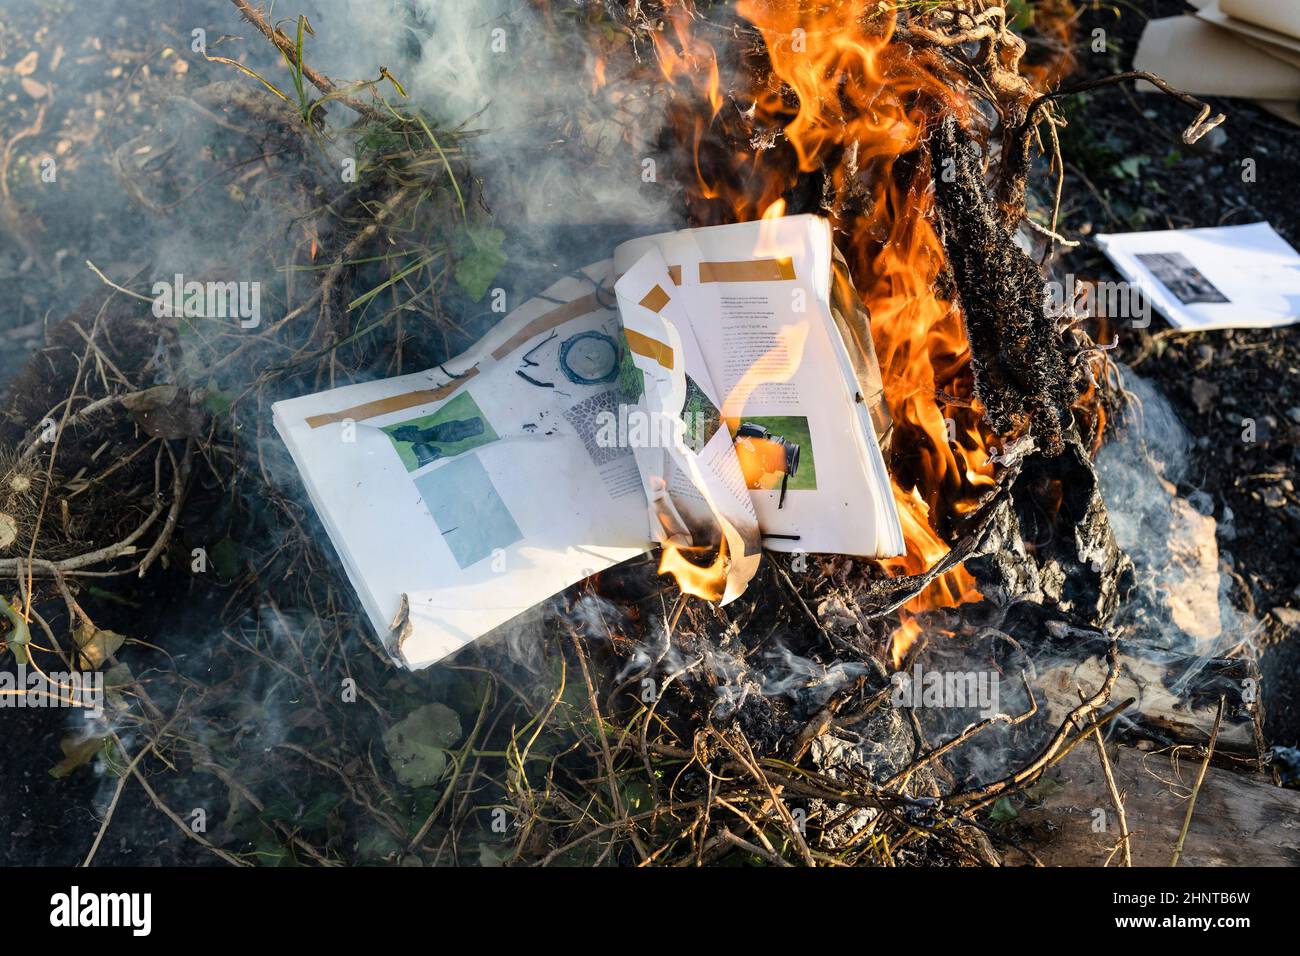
[414,453,522,569]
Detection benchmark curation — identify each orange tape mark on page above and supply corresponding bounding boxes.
[624,328,674,370]
[302,291,602,429]
[489,292,600,361]
[304,369,480,428]
[698,258,796,283]
[638,284,671,313]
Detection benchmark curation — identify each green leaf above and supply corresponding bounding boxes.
[1,594,30,665]
[258,796,298,826]
[357,829,403,863]
[1005,0,1034,30]
[208,536,242,578]
[201,380,234,419]
[453,226,507,301]
[383,702,462,788]
[1111,155,1149,180]
[83,586,141,609]
[619,777,652,815]
[988,797,1019,822]
[300,792,342,830]
[261,791,341,831]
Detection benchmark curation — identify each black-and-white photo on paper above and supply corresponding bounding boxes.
[1134,251,1231,304]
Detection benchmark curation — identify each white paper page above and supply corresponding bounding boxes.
[273,263,648,669]
[616,215,904,557]
[613,248,762,603]
[1096,221,1300,330]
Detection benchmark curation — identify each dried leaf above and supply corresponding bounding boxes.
[119,383,179,410]
[1023,776,1065,802]
[383,702,461,788]
[0,512,16,550]
[104,661,134,710]
[75,620,127,668]
[121,385,206,439]
[50,735,108,779]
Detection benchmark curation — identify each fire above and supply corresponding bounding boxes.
[761,198,786,221]
[658,312,809,598]
[660,537,729,602]
[651,13,724,119]
[649,1,1022,665]
[1020,0,1080,92]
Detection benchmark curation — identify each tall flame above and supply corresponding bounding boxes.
[650,1,1020,665]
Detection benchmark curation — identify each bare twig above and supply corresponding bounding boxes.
[1171,696,1225,868]
[1077,686,1131,867]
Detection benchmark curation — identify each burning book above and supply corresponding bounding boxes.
[274,214,903,668]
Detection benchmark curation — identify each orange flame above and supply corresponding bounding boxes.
[651,1,1014,665]
[658,312,809,597]
[660,537,729,602]
[1021,0,1080,92]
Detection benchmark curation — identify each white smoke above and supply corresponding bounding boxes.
[1096,367,1260,655]
[307,0,676,232]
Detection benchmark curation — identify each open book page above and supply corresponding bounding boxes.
[615,215,904,557]
[613,248,762,603]
[272,262,649,669]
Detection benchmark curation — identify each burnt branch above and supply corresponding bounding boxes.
[930,114,1081,456]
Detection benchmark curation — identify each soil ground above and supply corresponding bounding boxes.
[1062,0,1300,744]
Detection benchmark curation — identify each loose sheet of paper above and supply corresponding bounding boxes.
[1096,221,1300,331]
[1133,15,1300,100]
[1219,0,1300,44]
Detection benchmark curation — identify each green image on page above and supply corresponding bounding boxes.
[382,391,499,472]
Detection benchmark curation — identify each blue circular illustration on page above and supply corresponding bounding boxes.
[558,330,619,385]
